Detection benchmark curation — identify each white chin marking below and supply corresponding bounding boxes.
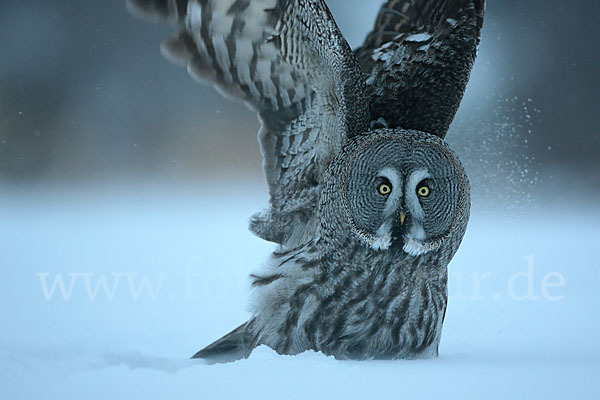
[371,223,392,251]
[371,236,391,251]
[403,239,434,256]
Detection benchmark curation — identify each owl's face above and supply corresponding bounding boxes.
[340,131,469,256]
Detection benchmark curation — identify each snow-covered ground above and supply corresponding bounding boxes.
[1,183,598,399]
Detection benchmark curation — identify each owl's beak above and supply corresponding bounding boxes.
[390,212,408,250]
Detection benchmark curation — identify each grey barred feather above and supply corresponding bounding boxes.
[249,130,470,359]
[128,0,370,246]
[356,0,486,137]
[127,1,480,363]
[191,321,258,363]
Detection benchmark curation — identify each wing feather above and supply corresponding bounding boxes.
[128,0,369,245]
[356,0,485,138]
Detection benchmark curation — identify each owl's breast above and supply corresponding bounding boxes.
[312,257,448,359]
[254,247,449,360]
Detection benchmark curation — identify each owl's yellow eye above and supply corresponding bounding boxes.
[378,183,392,195]
[417,185,431,197]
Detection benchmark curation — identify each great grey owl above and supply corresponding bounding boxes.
[127,0,485,362]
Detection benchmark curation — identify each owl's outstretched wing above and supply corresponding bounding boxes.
[355,0,485,138]
[127,0,369,245]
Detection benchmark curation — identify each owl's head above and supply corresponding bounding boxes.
[321,129,470,257]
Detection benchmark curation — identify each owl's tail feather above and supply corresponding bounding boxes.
[191,321,259,364]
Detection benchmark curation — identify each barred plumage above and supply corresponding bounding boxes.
[247,130,469,360]
[254,240,449,359]
[128,0,483,362]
